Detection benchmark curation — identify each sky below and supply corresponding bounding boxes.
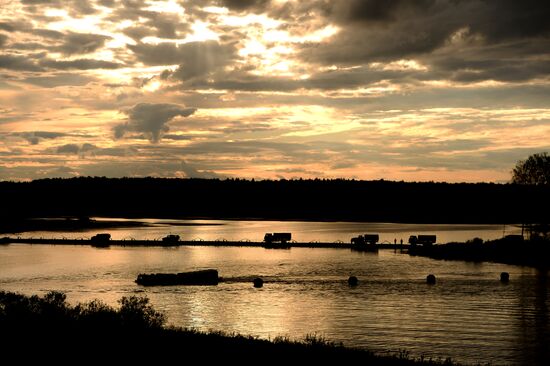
[0,0,549,182]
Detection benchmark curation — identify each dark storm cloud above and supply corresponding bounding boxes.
[163,134,195,141]
[129,40,239,86]
[21,0,98,17]
[130,41,236,81]
[21,0,60,4]
[299,8,455,64]
[3,28,109,57]
[0,23,63,40]
[429,42,550,83]
[97,0,115,7]
[40,58,123,70]
[105,1,189,39]
[181,64,420,92]
[69,0,97,15]
[450,61,550,83]
[57,32,110,55]
[305,66,419,90]
[22,73,95,87]
[56,143,97,155]
[8,42,50,51]
[0,20,33,32]
[219,0,270,12]
[206,75,301,92]
[55,143,134,156]
[327,0,436,23]
[121,12,189,40]
[92,146,138,157]
[12,131,68,145]
[143,12,183,39]
[122,26,156,41]
[0,54,42,71]
[0,117,27,125]
[299,0,550,68]
[0,33,8,47]
[114,103,197,143]
[368,84,550,110]
[56,143,81,154]
[466,0,550,41]
[33,29,65,39]
[103,0,148,21]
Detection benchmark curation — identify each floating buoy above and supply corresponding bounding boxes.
[253,277,263,288]
[500,272,510,283]
[348,276,358,286]
[426,274,436,284]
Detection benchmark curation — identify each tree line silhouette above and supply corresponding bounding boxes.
[1,177,549,224]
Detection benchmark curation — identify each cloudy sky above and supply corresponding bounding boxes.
[1,0,549,181]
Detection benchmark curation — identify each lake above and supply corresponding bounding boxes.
[1,220,547,365]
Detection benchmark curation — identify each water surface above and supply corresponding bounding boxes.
[1,220,547,365]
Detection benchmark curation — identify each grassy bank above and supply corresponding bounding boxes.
[0,291,458,365]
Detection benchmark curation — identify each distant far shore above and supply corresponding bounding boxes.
[1,177,549,225]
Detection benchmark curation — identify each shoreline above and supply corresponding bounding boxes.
[409,237,550,268]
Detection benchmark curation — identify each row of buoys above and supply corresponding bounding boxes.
[252,272,511,288]
[349,272,511,286]
[424,272,510,284]
[426,272,510,285]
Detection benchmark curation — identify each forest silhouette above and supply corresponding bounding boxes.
[1,177,549,224]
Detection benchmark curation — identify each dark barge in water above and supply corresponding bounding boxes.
[136,269,219,286]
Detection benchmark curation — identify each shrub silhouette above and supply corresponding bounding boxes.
[118,295,166,330]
